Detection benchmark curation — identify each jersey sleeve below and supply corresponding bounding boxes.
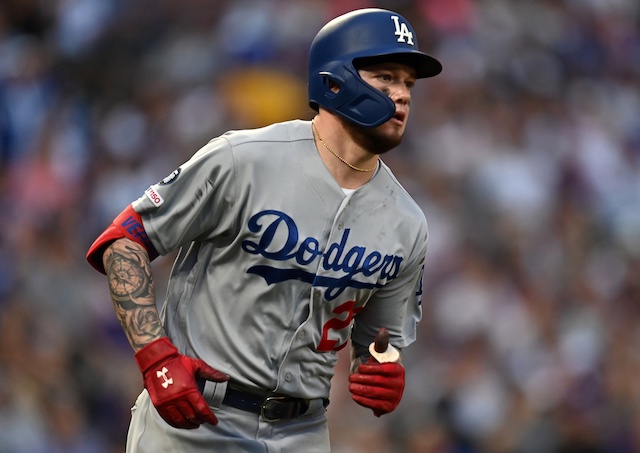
[132,137,239,255]
[351,225,428,350]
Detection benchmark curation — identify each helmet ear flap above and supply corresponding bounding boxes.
[310,71,345,112]
[315,66,395,128]
[319,71,344,96]
[338,67,396,128]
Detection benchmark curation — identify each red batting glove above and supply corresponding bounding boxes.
[348,361,405,417]
[134,337,229,429]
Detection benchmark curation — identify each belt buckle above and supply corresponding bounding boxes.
[260,396,287,422]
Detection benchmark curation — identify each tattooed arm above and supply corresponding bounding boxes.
[101,238,228,428]
[102,238,165,351]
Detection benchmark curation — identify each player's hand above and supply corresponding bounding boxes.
[134,337,229,429]
[348,361,405,417]
[349,362,404,417]
[349,328,404,417]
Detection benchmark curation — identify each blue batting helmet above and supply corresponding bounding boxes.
[308,8,442,128]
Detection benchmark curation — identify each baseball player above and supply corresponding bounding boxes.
[86,8,441,453]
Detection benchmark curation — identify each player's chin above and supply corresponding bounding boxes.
[369,135,403,155]
[379,115,407,135]
[373,122,405,149]
[348,119,403,154]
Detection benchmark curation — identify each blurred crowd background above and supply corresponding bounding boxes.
[1,0,639,452]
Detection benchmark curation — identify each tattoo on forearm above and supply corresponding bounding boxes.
[104,239,164,350]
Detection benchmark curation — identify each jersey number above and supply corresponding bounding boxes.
[317,300,363,352]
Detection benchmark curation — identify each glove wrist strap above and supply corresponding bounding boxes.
[134,337,178,374]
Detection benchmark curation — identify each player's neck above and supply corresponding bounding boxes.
[312,116,379,189]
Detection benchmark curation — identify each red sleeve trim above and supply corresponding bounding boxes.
[86,204,159,274]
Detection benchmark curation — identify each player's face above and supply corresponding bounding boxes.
[353,62,417,154]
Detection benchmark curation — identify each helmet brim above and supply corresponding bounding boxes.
[353,52,442,79]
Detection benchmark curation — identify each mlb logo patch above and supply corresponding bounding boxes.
[145,186,164,207]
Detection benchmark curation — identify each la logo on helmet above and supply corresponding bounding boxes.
[391,16,414,45]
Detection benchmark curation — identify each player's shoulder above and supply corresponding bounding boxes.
[193,120,311,161]
[220,120,312,148]
[375,162,427,223]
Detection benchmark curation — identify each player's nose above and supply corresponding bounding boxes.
[389,84,410,106]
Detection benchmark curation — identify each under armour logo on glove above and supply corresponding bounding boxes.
[157,367,174,388]
[135,337,229,429]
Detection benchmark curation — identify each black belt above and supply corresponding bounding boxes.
[222,385,327,422]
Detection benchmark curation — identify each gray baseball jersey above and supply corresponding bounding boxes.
[132,119,427,400]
